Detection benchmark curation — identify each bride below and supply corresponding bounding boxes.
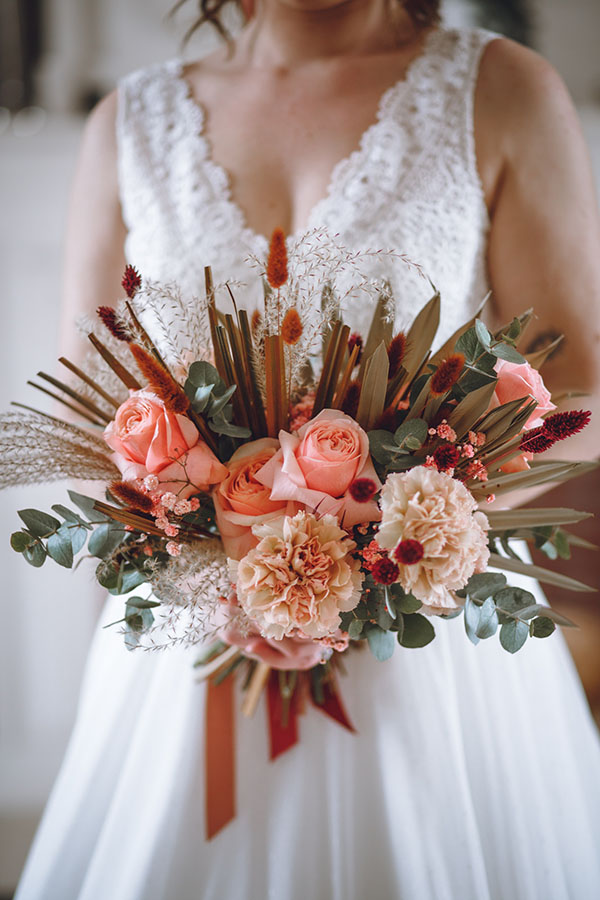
[16,1,600,898]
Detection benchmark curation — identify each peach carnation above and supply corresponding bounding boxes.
[376,466,490,615]
[230,511,363,640]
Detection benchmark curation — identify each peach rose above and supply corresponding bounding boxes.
[256,409,381,527]
[104,389,227,499]
[213,438,297,560]
[490,359,556,473]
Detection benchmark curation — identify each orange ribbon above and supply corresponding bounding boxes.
[204,670,354,839]
[204,676,236,840]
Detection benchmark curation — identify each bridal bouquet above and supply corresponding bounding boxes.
[2,230,595,834]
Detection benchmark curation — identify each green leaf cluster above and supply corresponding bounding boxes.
[454,319,525,399]
[368,419,428,474]
[458,572,570,653]
[341,580,434,661]
[184,361,250,440]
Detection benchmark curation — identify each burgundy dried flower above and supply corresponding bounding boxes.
[375,406,397,432]
[348,332,363,365]
[394,539,425,565]
[341,380,361,419]
[122,264,142,298]
[543,409,592,441]
[519,426,555,454]
[387,332,407,378]
[110,480,154,513]
[430,353,465,397]
[266,228,288,289]
[371,557,400,585]
[348,478,378,503]
[97,306,130,342]
[432,443,461,472]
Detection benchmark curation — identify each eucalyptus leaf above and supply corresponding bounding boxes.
[394,418,429,449]
[125,596,161,610]
[207,384,237,417]
[47,525,74,568]
[398,613,435,648]
[491,342,526,364]
[67,490,108,522]
[10,531,33,553]
[367,626,396,661]
[347,618,364,640]
[88,523,125,558]
[499,619,529,653]
[69,524,88,556]
[530,617,556,639]
[18,509,60,538]
[475,597,499,639]
[464,597,480,645]
[455,327,485,364]
[23,541,47,567]
[475,319,492,348]
[112,568,147,596]
[462,571,507,601]
[51,504,88,526]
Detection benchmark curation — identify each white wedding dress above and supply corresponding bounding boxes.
[16,27,600,900]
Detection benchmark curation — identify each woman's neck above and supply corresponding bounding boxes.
[233,0,419,68]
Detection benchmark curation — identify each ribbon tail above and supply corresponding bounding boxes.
[267,670,299,760]
[205,675,236,840]
[311,676,356,733]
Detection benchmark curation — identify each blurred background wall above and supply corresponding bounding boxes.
[1,0,599,895]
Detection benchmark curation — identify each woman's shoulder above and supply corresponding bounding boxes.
[476,34,577,153]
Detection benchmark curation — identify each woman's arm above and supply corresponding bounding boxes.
[475,38,600,465]
[60,90,127,365]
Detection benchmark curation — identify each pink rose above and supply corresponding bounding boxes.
[219,608,327,670]
[256,409,381,527]
[490,360,556,473]
[213,438,297,560]
[104,390,227,499]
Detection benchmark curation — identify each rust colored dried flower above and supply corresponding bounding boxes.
[348,333,363,365]
[97,306,130,342]
[281,308,303,345]
[519,426,555,454]
[394,539,425,565]
[251,309,262,334]
[266,228,288,289]
[543,409,592,441]
[387,332,407,378]
[348,478,378,503]
[430,353,465,396]
[341,380,361,419]
[130,344,190,415]
[432,444,461,472]
[371,557,400,585]
[122,265,142,298]
[110,480,154,513]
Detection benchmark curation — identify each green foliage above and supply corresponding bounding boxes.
[123,597,156,650]
[366,626,395,661]
[530,617,556,639]
[18,509,60,538]
[368,418,428,472]
[398,613,435,648]
[499,619,529,653]
[184,361,250,440]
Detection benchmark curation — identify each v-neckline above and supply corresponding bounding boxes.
[170,27,443,248]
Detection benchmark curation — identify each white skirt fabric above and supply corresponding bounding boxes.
[15,571,600,900]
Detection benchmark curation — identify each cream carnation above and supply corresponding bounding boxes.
[230,511,363,640]
[377,466,490,614]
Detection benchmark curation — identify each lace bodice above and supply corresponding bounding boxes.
[116,26,498,344]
